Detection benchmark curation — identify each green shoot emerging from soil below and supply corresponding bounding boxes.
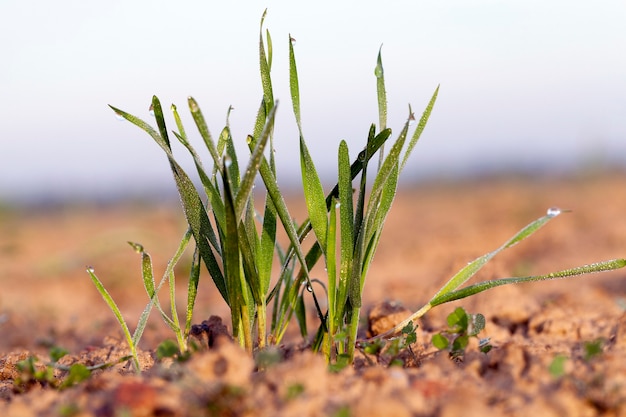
[432,307,492,359]
[14,346,128,391]
[90,12,626,369]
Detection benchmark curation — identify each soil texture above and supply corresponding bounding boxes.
[1,173,626,416]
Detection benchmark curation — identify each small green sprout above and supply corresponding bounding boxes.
[583,338,604,361]
[14,346,124,391]
[549,354,569,378]
[357,321,418,367]
[432,307,492,359]
[549,339,605,380]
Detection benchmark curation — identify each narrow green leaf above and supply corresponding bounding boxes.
[430,210,561,302]
[430,259,626,307]
[300,136,328,254]
[295,293,308,338]
[400,85,439,172]
[235,104,278,219]
[188,97,221,167]
[258,197,277,295]
[259,11,274,113]
[375,45,387,169]
[336,140,353,319]
[222,159,244,341]
[327,196,338,334]
[111,102,227,300]
[172,129,225,250]
[151,97,172,151]
[87,267,139,372]
[248,135,327,331]
[109,104,169,155]
[224,127,241,192]
[185,245,201,340]
[289,35,301,131]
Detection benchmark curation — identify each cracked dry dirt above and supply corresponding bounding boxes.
[1,173,626,416]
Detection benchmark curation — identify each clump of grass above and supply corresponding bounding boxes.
[89,11,626,369]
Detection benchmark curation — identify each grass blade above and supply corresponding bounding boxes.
[86,267,140,372]
[259,10,274,113]
[185,245,201,341]
[289,35,302,132]
[375,45,387,169]
[300,136,328,254]
[235,104,278,219]
[222,158,250,350]
[188,97,221,168]
[430,209,563,301]
[429,259,626,306]
[400,86,439,172]
[373,209,575,339]
[289,33,328,253]
[336,140,354,323]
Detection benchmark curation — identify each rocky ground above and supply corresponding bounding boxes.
[1,172,625,416]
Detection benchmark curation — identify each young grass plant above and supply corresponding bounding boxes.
[91,12,626,367]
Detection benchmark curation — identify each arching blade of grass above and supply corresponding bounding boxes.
[400,86,439,172]
[431,209,563,302]
[235,104,276,221]
[170,104,224,249]
[188,97,221,170]
[373,210,626,339]
[127,230,194,353]
[259,9,274,114]
[429,259,626,306]
[86,267,140,372]
[289,35,328,256]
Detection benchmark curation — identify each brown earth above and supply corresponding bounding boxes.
[1,172,626,416]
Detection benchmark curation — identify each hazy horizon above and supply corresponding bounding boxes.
[2,1,625,203]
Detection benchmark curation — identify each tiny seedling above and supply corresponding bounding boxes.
[90,11,626,369]
[549,338,606,379]
[14,346,128,391]
[432,307,492,359]
[358,321,418,367]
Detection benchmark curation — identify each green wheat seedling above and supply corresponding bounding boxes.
[90,11,626,367]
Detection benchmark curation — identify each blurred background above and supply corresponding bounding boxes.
[1,0,625,204]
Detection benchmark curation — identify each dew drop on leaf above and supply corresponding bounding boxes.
[188,97,199,113]
[148,104,155,117]
[546,207,561,217]
[306,284,313,292]
[374,64,383,78]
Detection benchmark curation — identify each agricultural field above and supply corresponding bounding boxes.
[2,173,625,416]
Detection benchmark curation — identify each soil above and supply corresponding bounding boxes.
[1,172,626,416]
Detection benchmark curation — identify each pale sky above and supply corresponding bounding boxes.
[1,1,625,202]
